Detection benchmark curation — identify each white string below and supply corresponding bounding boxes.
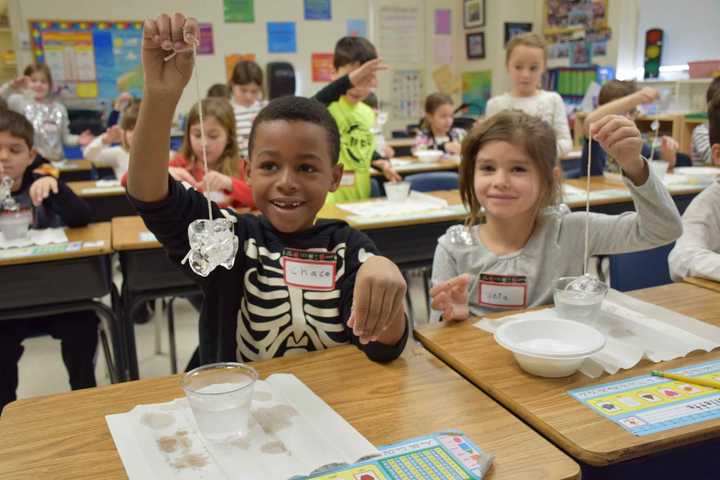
[649,122,659,164]
[584,125,593,276]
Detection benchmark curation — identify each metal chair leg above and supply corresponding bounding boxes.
[167,297,178,374]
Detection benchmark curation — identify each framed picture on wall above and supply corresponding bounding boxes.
[466,32,485,59]
[463,0,485,29]
[504,22,533,46]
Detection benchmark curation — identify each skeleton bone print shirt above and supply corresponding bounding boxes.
[130,179,407,364]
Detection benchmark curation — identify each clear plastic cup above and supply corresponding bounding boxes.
[0,209,32,240]
[553,276,608,323]
[384,181,411,201]
[181,362,258,442]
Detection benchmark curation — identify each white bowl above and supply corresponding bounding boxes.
[494,319,606,377]
[384,181,411,201]
[674,167,720,186]
[650,160,669,180]
[414,150,444,163]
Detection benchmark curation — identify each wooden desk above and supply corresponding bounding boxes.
[683,276,720,294]
[371,155,461,177]
[67,181,135,223]
[415,283,720,469]
[56,159,115,182]
[112,216,199,380]
[0,222,121,382]
[0,346,580,480]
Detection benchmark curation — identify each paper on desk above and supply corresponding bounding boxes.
[96,179,122,187]
[336,191,448,217]
[561,184,628,204]
[474,289,720,378]
[106,374,378,480]
[0,228,68,249]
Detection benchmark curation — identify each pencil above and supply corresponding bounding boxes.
[651,370,720,390]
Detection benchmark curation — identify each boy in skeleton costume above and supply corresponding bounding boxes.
[128,13,408,364]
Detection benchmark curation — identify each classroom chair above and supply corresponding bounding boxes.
[452,117,475,131]
[608,243,675,292]
[370,177,382,197]
[391,130,410,138]
[405,172,459,192]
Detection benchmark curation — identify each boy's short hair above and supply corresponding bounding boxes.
[230,60,263,87]
[363,91,378,110]
[119,100,141,131]
[708,92,720,146]
[248,96,340,164]
[207,83,231,98]
[706,76,720,104]
[0,109,34,149]
[598,80,637,106]
[333,36,377,70]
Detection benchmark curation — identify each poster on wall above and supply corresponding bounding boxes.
[543,0,608,36]
[435,9,451,35]
[225,53,257,81]
[434,36,453,65]
[224,0,255,23]
[267,22,297,53]
[311,53,334,82]
[347,19,367,37]
[433,65,462,95]
[198,23,214,55]
[31,20,143,102]
[462,70,492,116]
[390,70,423,121]
[504,22,532,46]
[377,5,422,64]
[304,0,331,20]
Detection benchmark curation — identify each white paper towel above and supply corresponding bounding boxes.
[0,228,68,249]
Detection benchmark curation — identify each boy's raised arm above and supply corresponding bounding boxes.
[128,13,197,203]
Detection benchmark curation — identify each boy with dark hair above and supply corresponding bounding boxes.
[314,37,400,203]
[669,92,720,281]
[582,80,684,175]
[128,14,408,365]
[230,60,266,158]
[691,76,720,165]
[0,109,97,413]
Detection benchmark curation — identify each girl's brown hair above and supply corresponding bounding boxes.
[180,98,241,178]
[425,92,453,115]
[505,32,546,64]
[23,63,53,94]
[459,110,559,226]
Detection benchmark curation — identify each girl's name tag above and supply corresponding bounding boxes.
[477,273,527,308]
[282,248,337,291]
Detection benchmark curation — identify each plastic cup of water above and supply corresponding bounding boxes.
[181,362,258,442]
[553,276,608,323]
[0,208,32,240]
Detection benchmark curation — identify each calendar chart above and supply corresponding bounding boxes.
[569,359,720,436]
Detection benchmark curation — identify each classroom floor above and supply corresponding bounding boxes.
[16,270,430,400]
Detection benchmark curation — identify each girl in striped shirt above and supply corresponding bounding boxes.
[229,60,267,159]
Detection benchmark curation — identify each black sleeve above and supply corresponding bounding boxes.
[340,229,409,362]
[313,74,353,106]
[43,179,92,227]
[371,150,383,161]
[107,109,120,128]
[127,177,238,287]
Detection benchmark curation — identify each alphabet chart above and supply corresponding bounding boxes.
[569,359,720,436]
[309,431,491,479]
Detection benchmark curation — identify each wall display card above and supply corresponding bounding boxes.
[461,71,492,116]
[267,22,297,53]
[390,70,423,121]
[346,19,367,38]
[197,23,214,55]
[304,0,331,20]
[570,360,720,436]
[434,36,453,65]
[311,53,334,82]
[225,53,256,81]
[435,9,451,35]
[377,5,422,64]
[224,0,255,23]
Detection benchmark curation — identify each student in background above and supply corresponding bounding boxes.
[0,63,94,162]
[169,97,254,209]
[363,92,394,159]
[0,110,96,413]
[106,92,134,128]
[127,13,407,364]
[84,100,140,179]
[429,110,682,321]
[315,36,400,204]
[669,92,720,281]
[414,93,466,154]
[229,60,266,159]
[485,33,573,157]
[691,76,720,166]
[582,80,683,175]
[207,83,231,99]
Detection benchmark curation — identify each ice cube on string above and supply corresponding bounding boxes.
[564,274,605,294]
[184,218,239,277]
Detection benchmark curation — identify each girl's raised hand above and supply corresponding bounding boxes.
[430,274,471,321]
[591,114,646,182]
[142,13,198,98]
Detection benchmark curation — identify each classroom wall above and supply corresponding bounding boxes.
[7,0,370,116]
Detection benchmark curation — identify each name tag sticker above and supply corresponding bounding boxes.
[477,273,527,308]
[340,172,355,187]
[282,248,337,291]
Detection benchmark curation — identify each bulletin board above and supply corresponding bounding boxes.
[30,19,144,104]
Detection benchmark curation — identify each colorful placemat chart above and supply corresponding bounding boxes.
[310,431,491,479]
[570,359,720,436]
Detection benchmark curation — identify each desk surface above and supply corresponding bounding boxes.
[415,283,720,466]
[111,215,160,251]
[67,180,126,198]
[0,222,112,267]
[386,138,415,148]
[0,346,580,480]
[683,276,720,294]
[371,155,461,177]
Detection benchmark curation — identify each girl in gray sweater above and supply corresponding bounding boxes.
[430,110,682,321]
